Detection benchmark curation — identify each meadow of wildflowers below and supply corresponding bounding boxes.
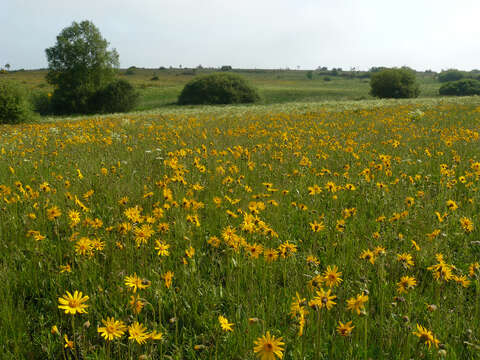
[1,98,480,359]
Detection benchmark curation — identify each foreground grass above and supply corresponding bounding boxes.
[1,98,480,359]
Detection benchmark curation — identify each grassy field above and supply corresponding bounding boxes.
[1,96,480,359]
[1,68,441,111]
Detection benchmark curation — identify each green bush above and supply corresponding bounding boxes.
[88,79,139,114]
[32,92,54,115]
[178,73,260,105]
[370,68,420,99]
[438,70,464,83]
[439,79,480,96]
[0,81,31,124]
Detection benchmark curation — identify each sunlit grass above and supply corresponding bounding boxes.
[1,97,480,359]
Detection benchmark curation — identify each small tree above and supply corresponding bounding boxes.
[306,70,313,80]
[5,64,10,71]
[370,68,420,99]
[45,20,119,114]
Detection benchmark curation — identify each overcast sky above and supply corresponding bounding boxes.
[2,0,479,71]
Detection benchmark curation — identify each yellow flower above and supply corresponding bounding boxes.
[469,262,480,277]
[148,330,163,340]
[253,331,285,360]
[46,206,62,220]
[129,295,145,314]
[68,209,81,226]
[460,217,474,233]
[97,317,127,341]
[446,200,458,211]
[154,240,170,256]
[397,276,417,294]
[323,265,343,288]
[218,315,234,332]
[264,248,279,263]
[59,264,71,273]
[309,220,325,232]
[306,255,320,266]
[51,325,60,335]
[397,253,414,269]
[64,334,74,349]
[360,249,376,264]
[128,322,149,344]
[185,246,195,258]
[124,273,151,293]
[335,219,346,232]
[163,271,174,289]
[346,293,368,315]
[337,321,354,336]
[412,324,440,348]
[246,243,264,259]
[58,290,89,315]
[309,288,337,310]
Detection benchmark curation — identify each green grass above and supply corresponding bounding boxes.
[1,97,480,359]
[1,68,442,112]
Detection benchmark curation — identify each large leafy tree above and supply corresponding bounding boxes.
[45,20,119,114]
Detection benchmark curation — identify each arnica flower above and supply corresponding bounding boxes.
[51,325,60,335]
[446,200,458,211]
[64,334,74,349]
[247,243,264,259]
[218,315,234,332]
[306,255,320,266]
[163,271,174,289]
[460,217,474,233]
[346,293,368,315]
[469,262,480,277]
[412,324,440,348]
[309,288,337,310]
[323,265,343,288]
[154,240,170,256]
[124,273,151,293]
[148,330,163,340]
[309,220,325,232]
[128,322,149,344]
[253,331,285,360]
[47,205,62,220]
[129,295,145,314]
[264,248,279,263]
[397,253,414,269]
[360,249,376,264]
[97,317,127,341]
[337,321,354,336]
[58,290,89,315]
[397,276,417,294]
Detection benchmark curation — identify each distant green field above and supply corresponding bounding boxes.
[0,68,441,112]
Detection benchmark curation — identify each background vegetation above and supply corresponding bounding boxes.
[0,67,445,113]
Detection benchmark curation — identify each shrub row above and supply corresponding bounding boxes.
[33,79,139,116]
[439,79,480,96]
